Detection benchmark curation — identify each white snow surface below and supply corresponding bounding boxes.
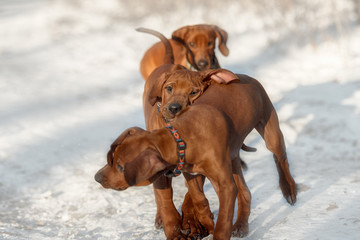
[1,0,360,239]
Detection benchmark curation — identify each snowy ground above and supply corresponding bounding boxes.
[1,0,360,239]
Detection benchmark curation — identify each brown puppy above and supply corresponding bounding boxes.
[138,24,229,80]
[145,66,297,237]
[95,106,236,240]
[96,68,297,240]
[144,64,255,239]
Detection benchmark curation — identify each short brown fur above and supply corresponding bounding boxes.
[139,24,229,80]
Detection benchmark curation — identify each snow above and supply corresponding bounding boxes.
[1,0,360,239]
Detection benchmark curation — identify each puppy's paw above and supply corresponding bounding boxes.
[232,223,249,238]
[154,215,163,229]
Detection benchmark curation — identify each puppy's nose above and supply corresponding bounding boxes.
[168,103,182,115]
[197,60,209,69]
[94,172,103,184]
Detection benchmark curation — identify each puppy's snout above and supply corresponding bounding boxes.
[197,59,209,69]
[168,103,182,115]
[94,172,103,184]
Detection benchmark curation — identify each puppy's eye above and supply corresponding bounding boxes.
[117,163,124,172]
[189,90,199,96]
[165,86,173,93]
[208,41,213,46]
[189,42,195,47]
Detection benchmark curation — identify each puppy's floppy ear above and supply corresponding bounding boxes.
[212,25,229,57]
[107,127,145,166]
[146,64,186,106]
[202,69,238,84]
[124,148,166,186]
[171,25,190,41]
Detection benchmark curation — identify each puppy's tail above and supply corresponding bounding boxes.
[240,144,256,171]
[136,27,174,65]
[241,143,257,152]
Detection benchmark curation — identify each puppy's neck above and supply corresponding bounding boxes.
[150,128,179,166]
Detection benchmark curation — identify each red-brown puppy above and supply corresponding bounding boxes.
[138,24,229,80]
[144,64,255,239]
[144,66,298,238]
[95,68,297,240]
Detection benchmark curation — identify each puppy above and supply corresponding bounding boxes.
[138,24,229,80]
[144,64,255,238]
[144,66,297,238]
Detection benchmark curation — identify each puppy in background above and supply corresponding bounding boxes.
[138,24,229,80]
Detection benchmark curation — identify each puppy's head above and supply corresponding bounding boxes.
[147,68,238,121]
[172,24,229,70]
[94,127,167,191]
[160,70,205,121]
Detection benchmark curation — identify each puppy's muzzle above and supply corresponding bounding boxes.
[168,103,182,115]
[94,171,103,184]
[197,59,209,69]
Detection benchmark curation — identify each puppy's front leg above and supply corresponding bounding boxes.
[153,176,184,239]
[207,165,238,240]
[182,173,213,238]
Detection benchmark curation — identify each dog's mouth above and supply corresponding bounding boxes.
[115,186,128,191]
[98,182,128,191]
[161,111,177,123]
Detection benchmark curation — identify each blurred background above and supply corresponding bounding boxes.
[1,0,359,102]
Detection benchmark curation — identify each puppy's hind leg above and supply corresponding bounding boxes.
[256,109,297,205]
[231,155,251,237]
